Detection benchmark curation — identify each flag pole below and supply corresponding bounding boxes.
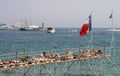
[90,12,94,72]
[86,12,93,50]
[111,11,115,58]
[110,11,115,56]
[90,12,93,49]
[109,11,116,64]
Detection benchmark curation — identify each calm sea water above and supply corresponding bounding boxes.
[0,28,120,76]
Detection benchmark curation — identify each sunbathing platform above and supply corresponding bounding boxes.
[0,49,111,70]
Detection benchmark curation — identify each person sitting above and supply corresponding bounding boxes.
[43,52,50,58]
[89,49,96,56]
[96,49,103,54]
[66,50,74,58]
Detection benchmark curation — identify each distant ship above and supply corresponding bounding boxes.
[19,28,27,31]
[19,22,47,31]
[47,27,56,33]
[19,25,40,31]
[39,23,47,31]
[19,18,28,31]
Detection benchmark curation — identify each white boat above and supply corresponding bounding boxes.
[47,27,56,33]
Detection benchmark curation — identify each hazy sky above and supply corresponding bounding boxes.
[0,0,120,28]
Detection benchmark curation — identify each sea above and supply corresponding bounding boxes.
[0,28,120,76]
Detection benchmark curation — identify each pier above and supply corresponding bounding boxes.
[0,47,119,76]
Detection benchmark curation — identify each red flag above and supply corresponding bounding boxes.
[80,22,89,36]
[80,15,92,37]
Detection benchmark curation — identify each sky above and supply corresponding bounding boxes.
[0,0,120,28]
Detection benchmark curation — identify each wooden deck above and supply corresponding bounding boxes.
[0,54,110,70]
